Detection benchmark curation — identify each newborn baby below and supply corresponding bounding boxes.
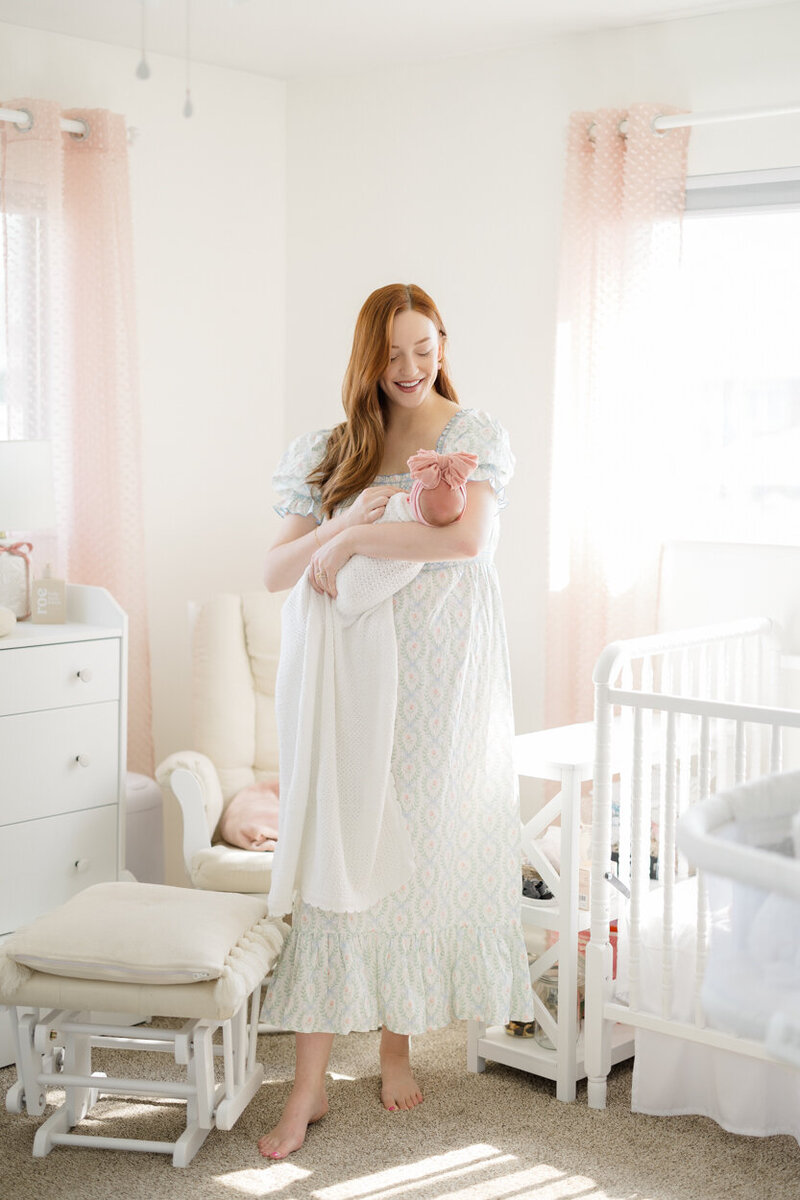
[218,777,280,851]
[406,448,479,527]
[334,449,479,620]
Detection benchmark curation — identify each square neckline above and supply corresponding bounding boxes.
[374,408,464,481]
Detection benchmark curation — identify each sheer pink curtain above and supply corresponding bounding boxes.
[2,98,153,774]
[546,104,690,729]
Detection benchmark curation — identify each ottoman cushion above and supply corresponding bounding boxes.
[0,882,286,1014]
[191,844,272,893]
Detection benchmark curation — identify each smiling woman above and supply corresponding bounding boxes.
[257,282,533,1159]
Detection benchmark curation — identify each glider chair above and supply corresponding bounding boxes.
[156,591,284,898]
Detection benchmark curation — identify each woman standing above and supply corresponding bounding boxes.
[259,283,532,1159]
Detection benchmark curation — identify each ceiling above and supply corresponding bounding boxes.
[0,0,789,79]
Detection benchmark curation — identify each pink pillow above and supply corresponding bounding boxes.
[219,779,280,852]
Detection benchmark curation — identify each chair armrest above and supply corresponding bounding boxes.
[156,752,224,880]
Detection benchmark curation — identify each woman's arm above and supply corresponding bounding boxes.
[263,514,319,593]
[263,484,403,592]
[310,481,497,597]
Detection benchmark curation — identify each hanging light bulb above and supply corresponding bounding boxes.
[135,0,150,80]
[183,0,193,117]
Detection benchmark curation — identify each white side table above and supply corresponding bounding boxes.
[467,722,634,1101]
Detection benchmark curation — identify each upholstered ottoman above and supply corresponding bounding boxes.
[0,882,287,1166]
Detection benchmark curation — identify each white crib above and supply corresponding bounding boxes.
[584,616,800,1140]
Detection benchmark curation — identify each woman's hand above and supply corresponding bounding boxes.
[338,485,402,529]
[309,528,357,598]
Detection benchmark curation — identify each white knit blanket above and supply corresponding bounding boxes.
[268,493,420,916]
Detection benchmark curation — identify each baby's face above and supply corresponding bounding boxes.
[418,481,466,527]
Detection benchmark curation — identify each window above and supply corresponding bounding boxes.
[668,169,800,546]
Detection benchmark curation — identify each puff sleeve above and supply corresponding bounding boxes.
[440,409,515,509]
[272,428,332,524]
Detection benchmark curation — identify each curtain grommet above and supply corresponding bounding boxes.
[651,113,668,137]
[69,119,90,142]
[13,108,33,132]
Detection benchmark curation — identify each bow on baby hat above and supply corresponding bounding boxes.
[407,449,479,490]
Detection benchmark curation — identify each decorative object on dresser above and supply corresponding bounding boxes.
[0,440,57,620]
[0,583,127,1068]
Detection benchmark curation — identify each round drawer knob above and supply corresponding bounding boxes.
[77,668,93,683]
[75,754,91,768]
[74,859,90,874]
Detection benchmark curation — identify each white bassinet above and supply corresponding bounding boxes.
[584,618,800,1143]
[678,771,800,1066]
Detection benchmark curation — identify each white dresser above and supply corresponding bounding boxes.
[0,584,127,1064]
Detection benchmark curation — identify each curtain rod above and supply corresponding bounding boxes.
[0,106,140,145]
[0,106,88,138]
[4,97,798,141]
[594,101,800,139]
[653,101,800,131]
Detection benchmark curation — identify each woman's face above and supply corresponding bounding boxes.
[380,309,441,409]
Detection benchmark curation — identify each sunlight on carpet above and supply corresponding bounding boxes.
[313,1145,510,1199]
[216,1162,312,1194]
[216,1154,604,1200]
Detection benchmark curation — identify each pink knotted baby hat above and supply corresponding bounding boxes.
[407,449,479,526]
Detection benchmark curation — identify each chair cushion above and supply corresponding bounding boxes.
[191,594,282,808]
[191,845,273,894]
[0,882,278,989]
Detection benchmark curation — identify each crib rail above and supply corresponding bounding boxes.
[585,616,800,1109]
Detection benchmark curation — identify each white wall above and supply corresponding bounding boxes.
[285,2,800,768]
[0,21,287,776]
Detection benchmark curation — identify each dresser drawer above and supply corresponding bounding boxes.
[0,805,118,935]
[0,702,120,825]
[0,638,120,717]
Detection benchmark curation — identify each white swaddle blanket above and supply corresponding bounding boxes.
[268,493,421,916]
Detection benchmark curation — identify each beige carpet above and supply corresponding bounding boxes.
[1,1022,798,1200]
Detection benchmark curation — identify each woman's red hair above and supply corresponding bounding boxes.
[309,283,459,518]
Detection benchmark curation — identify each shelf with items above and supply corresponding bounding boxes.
[471,1020,634,1084]
[467,722,633,1102]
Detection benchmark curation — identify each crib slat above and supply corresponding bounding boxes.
[770,725,783,774]
[656,653,673,886]
[734,720,746,783]
[752,636,767,774]
[617,664,633,897]
[698,716,711,802]
[734,636,744,702]
[694,869,709,1028]
[676,651,692,881]
[661,710,677,1020]
[629,706,645,1012]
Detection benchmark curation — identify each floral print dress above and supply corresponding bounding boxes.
[261,407,533,1034]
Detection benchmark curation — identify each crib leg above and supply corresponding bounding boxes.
[587,1075,608,1109]
[466,1021,486,1073]
[584,939,612,1110]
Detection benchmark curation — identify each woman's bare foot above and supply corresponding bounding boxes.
[258,1083,329,1159]
[380,1029,423,1111]
[259,1030,333,1159]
